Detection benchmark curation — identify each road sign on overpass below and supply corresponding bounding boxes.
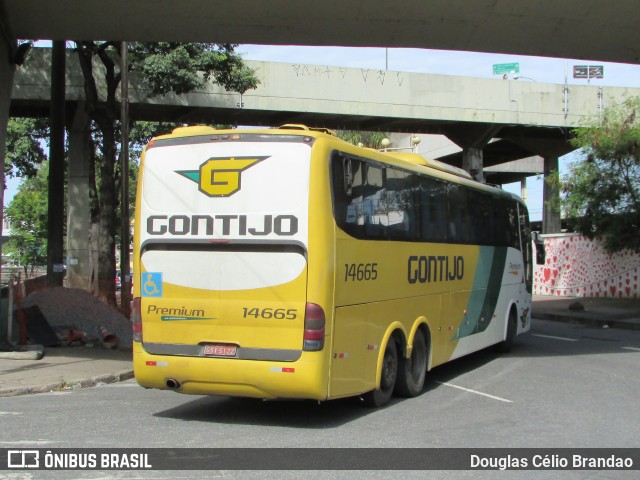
[573,65,604,79]
[493,63,520,75]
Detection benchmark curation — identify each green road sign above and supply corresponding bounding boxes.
[493,63,520,75]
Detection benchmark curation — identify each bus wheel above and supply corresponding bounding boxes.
[362,338,398,408]
[395,328,428,397]
[496,308,517,353]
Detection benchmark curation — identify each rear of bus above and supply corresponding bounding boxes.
[133,126,329,399]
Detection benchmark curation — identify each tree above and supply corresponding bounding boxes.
[4,117,49,179]
[2,118,50,273]
[129,43,259,96]
[336,130,389,149]
[113,121,182,248]
[5,161,50,269]
[72,41,259,305]
[562,96,640,253]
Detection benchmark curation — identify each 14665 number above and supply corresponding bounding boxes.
[242,307,297,320]
[344,263,378,282]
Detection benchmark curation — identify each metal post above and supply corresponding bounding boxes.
[47,41,66,287]
[120,41,131,319]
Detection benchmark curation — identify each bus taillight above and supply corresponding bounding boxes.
[303,303,325,351]
[132,297,142,342]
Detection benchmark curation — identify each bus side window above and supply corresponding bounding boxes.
[363,164,388,240]
[447,184,472,244]
[386,168,420,241]
[420,177,447,243]
[468,190,494,245]
[519,204,533,292]
[332,153,364,238]
[505,202,520,249]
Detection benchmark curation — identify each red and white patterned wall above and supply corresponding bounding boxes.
[533,234,640,298]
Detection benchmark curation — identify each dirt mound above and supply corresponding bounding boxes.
[20,287,132,350]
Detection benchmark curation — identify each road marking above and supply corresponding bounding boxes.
[0,411,21,415]
[0,440,56,445]
[436,381,513,403]
[622,347,640,352]
[531,333,578,342]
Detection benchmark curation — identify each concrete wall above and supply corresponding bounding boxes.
[534,234,640,299]
[205,60,636,128]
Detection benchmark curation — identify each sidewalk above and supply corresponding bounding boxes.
[0,295,639,397]
[0,346,133,397]
[532,294,640,330]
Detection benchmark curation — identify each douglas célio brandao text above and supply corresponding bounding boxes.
[470,453,634,470]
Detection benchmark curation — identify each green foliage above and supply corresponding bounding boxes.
[5,118,49,178]
[129,121,181,159]
[336,130,389,149]
[5,162,50,266]
[129,43,260,96]
[563,96,640,252]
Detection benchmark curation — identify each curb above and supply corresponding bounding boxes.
[0,370,135,398]
[534,313,640,331]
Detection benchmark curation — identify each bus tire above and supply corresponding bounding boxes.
[496,308,517,353]
[395,328,428,398]
[362,338,398,408]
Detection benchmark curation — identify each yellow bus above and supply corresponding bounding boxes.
[133,125,533,407]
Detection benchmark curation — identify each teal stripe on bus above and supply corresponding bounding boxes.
[454,246,508,340]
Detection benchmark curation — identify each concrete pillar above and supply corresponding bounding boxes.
[0,38,15,343]
[520,177,527,203]
[66,103,92,289]
[444,124,502,183]
[0,38,15,246]
[504,135,572,234]
[543,156,561,233]
[46,41,66,287]
[461,147,484,183]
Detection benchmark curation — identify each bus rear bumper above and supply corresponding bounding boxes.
[133,342,328,400]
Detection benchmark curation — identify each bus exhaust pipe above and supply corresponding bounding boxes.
[166,378,181,389]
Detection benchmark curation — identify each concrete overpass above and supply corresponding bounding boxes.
[12,48,640,183]
[2,1,639,64]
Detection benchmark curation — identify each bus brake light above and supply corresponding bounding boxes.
[303,303,325,351]
[132,297,142,342]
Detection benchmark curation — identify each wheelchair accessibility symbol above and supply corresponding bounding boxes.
[142,272,163,297]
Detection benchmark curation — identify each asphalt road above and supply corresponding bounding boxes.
[1,318,639,479]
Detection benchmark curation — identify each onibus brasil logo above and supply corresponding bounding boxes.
[176,156,268,197]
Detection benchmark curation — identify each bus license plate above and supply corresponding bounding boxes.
[203,344,237,357]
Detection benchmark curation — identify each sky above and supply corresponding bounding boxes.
[6,45,640,221]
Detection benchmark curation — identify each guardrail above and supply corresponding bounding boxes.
[1,267,46,286]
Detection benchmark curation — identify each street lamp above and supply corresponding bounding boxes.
[411,135,421,153]
[380,138,390,152]
[513,75,537,82]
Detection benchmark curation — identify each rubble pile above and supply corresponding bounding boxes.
[20,287,132,350]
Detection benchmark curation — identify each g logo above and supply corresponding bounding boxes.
[177,156,268,197]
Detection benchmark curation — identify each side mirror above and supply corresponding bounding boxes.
[532,231,546,265]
